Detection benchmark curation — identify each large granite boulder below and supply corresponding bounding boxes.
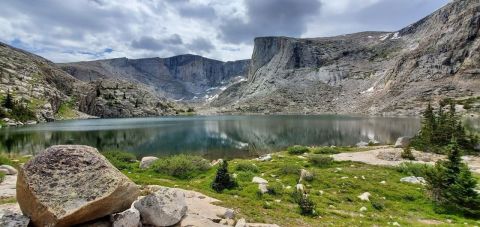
[134,186,187,226]
[16,145,140,227]
[394,137,411,148]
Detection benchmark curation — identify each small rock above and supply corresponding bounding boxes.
[257,154,272,162]
[380,181,386,184]
[400,176,426,185]
[211,159,223,166]
[0,165,17,175]
[369,139,380,145]
[296,184,304,192]
[252,177,268,184]
[110,205,140,227]
[139,156,158,169]
[392,222,400,226]
[221,209,235,219]
[235,218,246,227]
[258,184,268,194]
[134,187,187,226]
[359,206,367,212]
[299,169,314,182]
[358,192,371,201]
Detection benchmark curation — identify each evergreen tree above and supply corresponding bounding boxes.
[426,140,480,217]
[2,91,14,109]
[211,160,237,192]
[420,102,435,145]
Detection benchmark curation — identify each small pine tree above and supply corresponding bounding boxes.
[298,194,316,216]
[426,140,480,217]
[401,145,415,160]
[3,91,14,109]
[211,160,237,193]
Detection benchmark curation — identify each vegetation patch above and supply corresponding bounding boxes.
[287,145,310,155]
[102,150,137,170]
[235,162,260,173]
[151,154,210,179]
[308,154,334,167]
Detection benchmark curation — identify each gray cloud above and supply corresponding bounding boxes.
[187,37,214,53]
[0,0,451,62]
[219,0,322,44]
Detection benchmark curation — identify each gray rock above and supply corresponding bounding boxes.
[257,154,272,162]
[356,141,369,147]
[394,137,411,148]
[258,184,268,194]
[134,187,188,226]
[17,145,139,227]
[358,192,371,201]
[299,169,314,182]
[0,165,17,175]
[400,176,426,185]
[139,156,159,169]
[252,177,268,184]
[0,203,30,227]
[235,218,247,227]
[111,205,141,227]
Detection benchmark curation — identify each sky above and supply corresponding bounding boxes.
[0,0,451,63]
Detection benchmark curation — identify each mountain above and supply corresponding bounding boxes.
[59,55,250,102]
[0,42,177,122]
[212,0,480,115]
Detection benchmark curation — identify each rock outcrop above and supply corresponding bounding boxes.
[213,0,480,115]
[16,145,139,227]
[60,55,250,102]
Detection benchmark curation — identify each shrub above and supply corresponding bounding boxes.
[212,160,237,192]
[298,194,316,216]
[371,200,385,211]
[287,145,310,155]
[102,150,137,170]
[279,164,301,175]
[425,140,480,217]
[267,182,284,195]
[401,145,415,160]
[235,163,259,173]
[395,162,432,178]
[308,154,334,167]
[0,154,12,166]
[152,154,210,179]
[0,172,4,183]
[311,146,341,154]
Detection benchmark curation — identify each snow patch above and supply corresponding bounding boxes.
[379,33,391,41]
[391,32,401,40]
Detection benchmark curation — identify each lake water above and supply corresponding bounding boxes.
[0,115,425,159]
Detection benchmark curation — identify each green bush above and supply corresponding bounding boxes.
[287,145,310,155]
[298,194,316,216]
[401,146,415,160]
[0,154,12,165]
[425,141,480,217]
[152,154,210,179]
[371,200,385,211]
[311,146,342,154]
[279,164,301,175]
[308,154,334,167]
[235,163,259,173]
[102,150,137,170]
[267,182,284,195]
[395,162,432,178]
[0,172,4,183]
[212,160,237,192]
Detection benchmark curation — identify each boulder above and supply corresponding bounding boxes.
[134,187,187,226]
[257,154,272,162]
[356,141,369,147]
[235,218,247,227]
[139,156,159,169]
[358,192,371,201]
[400,176,426,185]
[0,165,17,175]
[252,177,268,184]
[296,184,305,192]
[110,205,141,227]
[0,203,30,227]
[394,137,411,148]
[299,169,313,182]
[16,145,139,227]
[258,184,268,194]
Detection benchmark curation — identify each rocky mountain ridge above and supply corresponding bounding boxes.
[60,55,250,102]
[0,42,178,122]
[212,0,480,115]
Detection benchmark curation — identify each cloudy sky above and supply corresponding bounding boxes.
[0,0,450,63]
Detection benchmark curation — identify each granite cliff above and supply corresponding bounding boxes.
[60,56,250,102]
[212,0,480,115]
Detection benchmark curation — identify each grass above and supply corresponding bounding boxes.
[102,149,480,226]
[287,145,310,155]
[55,99,77,119]
[150,154,211,179]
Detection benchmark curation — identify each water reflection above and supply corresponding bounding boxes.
[0,115,422,159]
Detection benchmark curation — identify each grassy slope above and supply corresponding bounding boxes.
[118,149,479,226]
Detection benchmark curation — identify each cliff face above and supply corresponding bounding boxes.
[60,55,250,102]
[0,42,177,120]
[213,0,480,115]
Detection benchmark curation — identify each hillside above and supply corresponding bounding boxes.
[59,56,250,102]
[212,0,480,115]
[0,42,178,122]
